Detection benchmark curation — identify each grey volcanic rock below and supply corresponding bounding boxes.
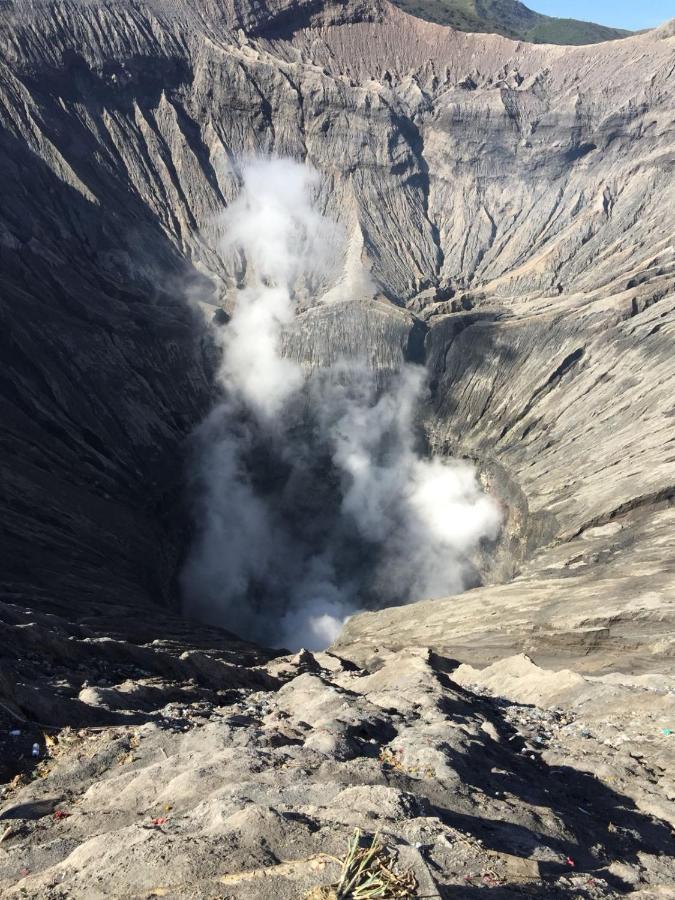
[0,648,673,898]
[281,297,427,370]
[0,1,674,893]
[337,292,675,672]
[1,0,672,301]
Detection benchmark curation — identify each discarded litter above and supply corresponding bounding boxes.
[53,810,71,820]
[150,817,167,826]
[31,743,40,757]
[566,857,575,868]
[9,729,21,737]
[661,728,673,736]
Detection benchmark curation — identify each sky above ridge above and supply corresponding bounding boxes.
[529,1,673,30]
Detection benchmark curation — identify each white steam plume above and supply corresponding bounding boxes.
[216,158,343,419]
[182,158,501,651]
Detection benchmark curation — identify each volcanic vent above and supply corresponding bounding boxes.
[181,159,503,650]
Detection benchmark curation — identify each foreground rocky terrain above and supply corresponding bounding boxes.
[1,648,673,898]
[1,0,674,894]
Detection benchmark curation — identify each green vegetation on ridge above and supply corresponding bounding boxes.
[391,0,633,44]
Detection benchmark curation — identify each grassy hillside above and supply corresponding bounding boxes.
[391,0,633,44]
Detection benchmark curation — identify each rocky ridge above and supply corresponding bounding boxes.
[389,0,633,44]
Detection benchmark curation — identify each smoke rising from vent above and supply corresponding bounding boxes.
[182,158,502,650]
[216,159,345,419]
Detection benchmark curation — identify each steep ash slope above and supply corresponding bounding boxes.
[2,0,671,300]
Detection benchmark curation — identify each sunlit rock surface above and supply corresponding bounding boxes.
[0,1,674,894]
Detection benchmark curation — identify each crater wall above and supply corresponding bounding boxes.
[0,0,673,716]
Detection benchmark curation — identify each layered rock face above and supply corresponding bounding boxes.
[0,1,674,894]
